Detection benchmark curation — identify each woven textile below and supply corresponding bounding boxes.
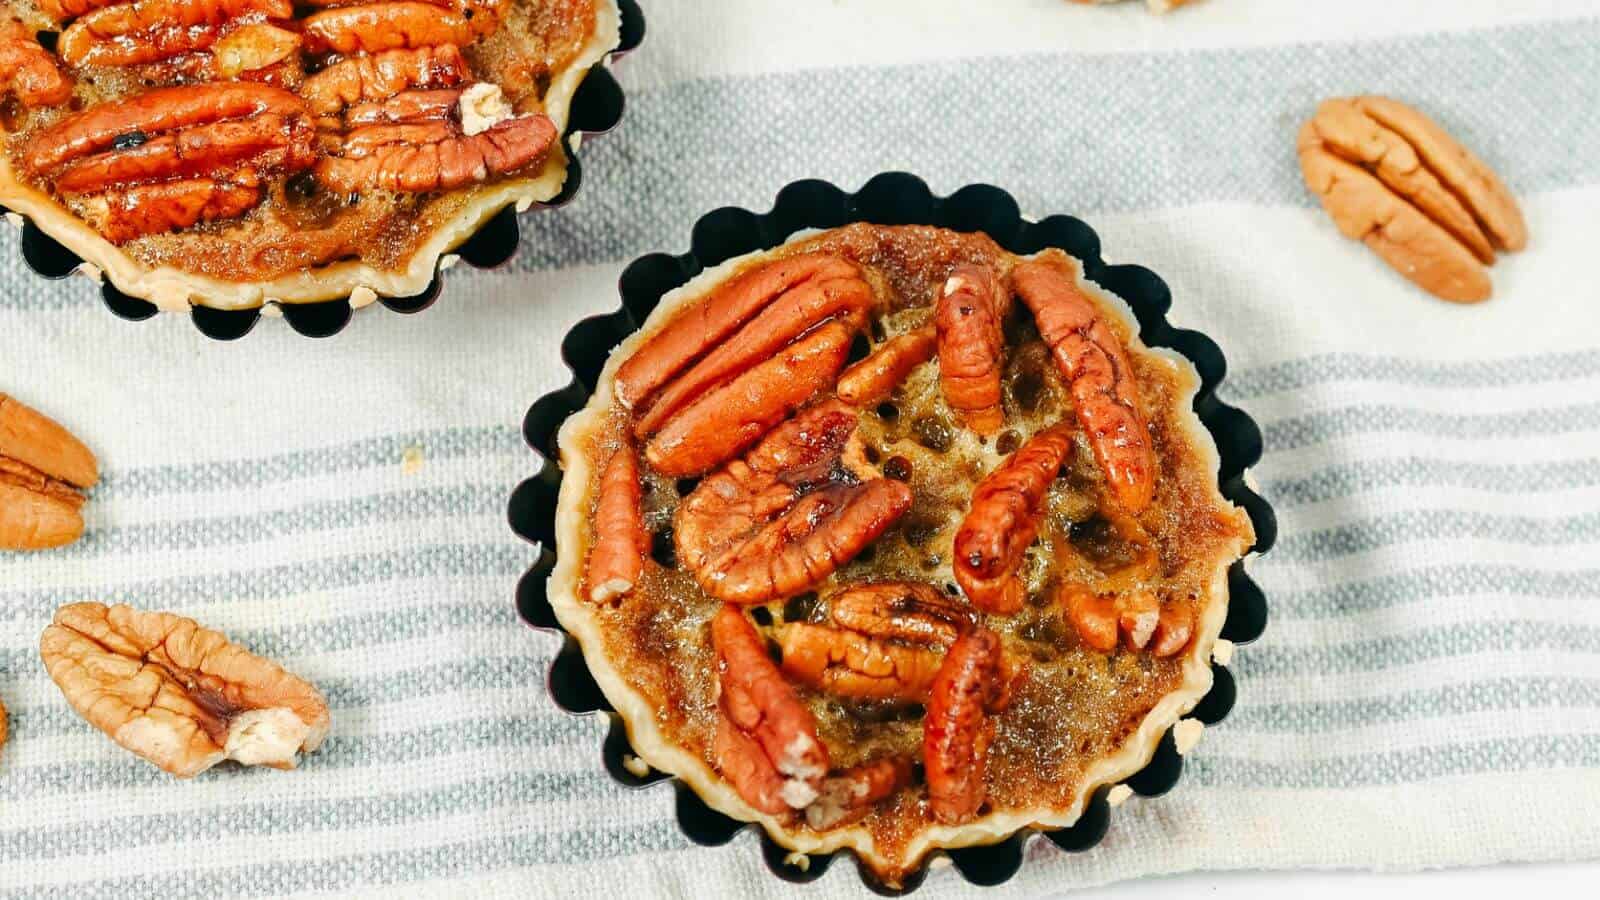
[3,1,1599,895]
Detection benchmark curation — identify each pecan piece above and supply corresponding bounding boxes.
[313,112,556,193]
[777,577,1020,707]
[924,627,1007,824]
[337,120,455,157]
[85,176,263,245]
[0,393,97,551]
[0,19,71,107]
[302,2,495,55]
[712,605,829,813]
[346,88,461,126]
[584,439,647,604]
[778,623,945,702]
[39,0,117,20]
[1298,95,1526,302]
[1064,585,1118,653]
[1062,584,1194,657]
[828,581,974,646]
[937,264,1008,434]
[211,22,301,78]
[634,272,873,437]
[1147,601,1194,657]
[952,424,1074,614]
[299,44,468,118]
[645,319,858,478]
[40,602,330,777]
[837,325,937,408]
[1013,256,1156,513]
[675,400,913,604]
[615,254,861,410]
[57,0,294,68]
[805,756,914,830]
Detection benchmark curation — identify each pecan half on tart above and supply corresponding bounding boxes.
[0,0,620,310]
[549,223,1256,883]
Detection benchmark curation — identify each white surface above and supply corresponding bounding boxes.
[1082,861,1599,898]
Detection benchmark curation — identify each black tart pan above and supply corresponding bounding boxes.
[2,0,645,340]
[508,172,1277,893]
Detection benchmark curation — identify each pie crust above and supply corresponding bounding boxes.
[550,224,1255,884]
[0,0,620,311]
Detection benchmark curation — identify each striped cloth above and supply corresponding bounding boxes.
[3,1,1599,895]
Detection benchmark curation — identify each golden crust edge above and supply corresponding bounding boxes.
[0,0,622,312]
[548,230,1255,883]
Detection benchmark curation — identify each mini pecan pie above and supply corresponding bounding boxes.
[551,224,1255,883]
[0,0,619,309]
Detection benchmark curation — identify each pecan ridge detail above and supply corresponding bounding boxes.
[22,82,315,242]
[1298,95,1527,303]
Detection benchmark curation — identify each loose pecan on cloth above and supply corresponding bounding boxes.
[40,603,330,777]
[0,393,97,551]
[1298,95,1527,302]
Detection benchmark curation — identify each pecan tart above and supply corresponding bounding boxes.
[0,0,619,309]
[550,223,1255,882]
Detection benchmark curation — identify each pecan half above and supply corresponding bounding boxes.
[615,253,861,410]
[313,111,556,193]
[778,582,980,701]
[1013,256,1156,514]
[644,319,859,478]
[301,1,496,55]
[584,439,647,604]
[837,324,937,407]
[0,393,97,552]
[24,83,313,242]
[299,44,469,118]
[53,115,308,194]
[1298,95,1527,302]
[712,605,829,813]
[86,176,265,247]
[0,19,72,107]
[674,400,912,604]
[57,0,293,69]
[40,602,330,777]
[937,264,1008,435]
[633,270,872,437]
[828,581,974,646]
[924,627,1008,824]
[952,424,1075,614]
[1062,584,1194,657]
[778,623,945,702]
[24,82,308,174]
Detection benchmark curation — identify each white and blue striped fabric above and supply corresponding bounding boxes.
[3,1,1599,896]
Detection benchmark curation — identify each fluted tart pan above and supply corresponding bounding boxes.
[509,172,1275,893]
